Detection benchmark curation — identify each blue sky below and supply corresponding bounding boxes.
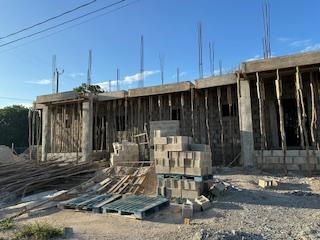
[0,0,319,108]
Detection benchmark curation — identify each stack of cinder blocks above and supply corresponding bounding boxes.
[110,140,139,166]
[154,129,212,199]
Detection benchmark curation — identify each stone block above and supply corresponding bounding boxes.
[284,156,293,164]
[258,179,278,188]
[182,204,193,218]
[195,195,211,210]
[286,150,300,157]
[293,156,306,164]
[286,164,300,171]
[299,150,307,157]
[181,189,200,199]
[272,150,283,157]
[263,150,273,157]
[186,199,201,212]
[154,137,167,145]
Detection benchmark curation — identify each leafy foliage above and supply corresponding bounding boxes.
[12,222,63,240]
[0,218,14,231]
[73,83,104,94]
[0,105,29,147]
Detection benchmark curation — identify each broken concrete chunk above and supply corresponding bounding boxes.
[195,195,211,211]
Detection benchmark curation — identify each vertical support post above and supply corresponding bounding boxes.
[256,72,266,169]
[180,92,185,134]
[295,67,305,148]
[227,86,234,160]
[158,95,162,120]
[205,89,211,150]
[168,94,172,120]
[295,66,311,175]
[149,96,153,122]
[82,99,93,162]
[237,75,255,167]
[191,87,195,143]
[41,106,50,162]
[310,71,318,148]
[275,69,287,174]
[217,87,225,165]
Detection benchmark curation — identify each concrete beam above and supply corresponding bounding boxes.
[36,91,79,104]
[97,91,127,101]
[241,51,320,74]
[128,81,193,97]
[195,73,237,89]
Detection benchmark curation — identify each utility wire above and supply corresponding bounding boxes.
[0,0,126,48]
[0,0,97,40]
[0,96,33,101]
[0,0,140,54]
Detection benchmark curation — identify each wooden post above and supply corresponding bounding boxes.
[310,72,318,148]
[180,92,185,134]
[256,72,267,150]
[217,87,225,165]
[275,69,287,174]
[227,86,234,160]
[158,95,162,120]
[168,94,172,120]
[205,89,211,149]
[149,96,153,122]
[191,87,195,143]
[296,66,311,176]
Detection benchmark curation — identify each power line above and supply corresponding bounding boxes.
[0,0,97,40]
[0,0,140,54]
[0,96,33,101]
[0,0,126,48]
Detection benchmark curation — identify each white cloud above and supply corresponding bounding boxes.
[96,70,159,91]
[96,80,117,91]
[69,72,85,78]
[123,70,159,84]
[25,78,51,85]
[171,71,187,79]
[245,54,262,62]
[289,39,312,47]
[302,43,320,52]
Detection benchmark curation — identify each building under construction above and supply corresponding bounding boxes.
[34,51,320,174]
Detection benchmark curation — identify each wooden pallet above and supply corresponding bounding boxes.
[101,195,169,219]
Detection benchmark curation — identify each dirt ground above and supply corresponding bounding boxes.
[1,167,320,240]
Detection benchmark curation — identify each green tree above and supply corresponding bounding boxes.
[0,105,29,147]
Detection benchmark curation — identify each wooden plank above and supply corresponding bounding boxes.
[275,69,287,174]
[217,87,225,165]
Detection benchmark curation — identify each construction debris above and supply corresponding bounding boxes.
[258,179,278,188]
[0,145,20,163]
[194,195,211,211]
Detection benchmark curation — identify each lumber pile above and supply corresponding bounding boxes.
[69,165,155,196]
[0,160,104,205]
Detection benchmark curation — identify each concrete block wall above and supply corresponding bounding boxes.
[254,150,320,172]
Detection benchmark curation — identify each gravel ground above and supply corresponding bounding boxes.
[1,168,320,240]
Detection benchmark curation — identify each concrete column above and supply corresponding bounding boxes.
[41,106,50,162]
[82,99,93,162]
[238,78,255,167]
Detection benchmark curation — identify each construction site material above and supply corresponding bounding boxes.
[258,179,278,188]
[101,195,169,219]
[182,203,193,219]
[110,141,139,166]
[0,160,102,205]
[194,195,211,211]
[149,120,180,146]
[157,177,202,199]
